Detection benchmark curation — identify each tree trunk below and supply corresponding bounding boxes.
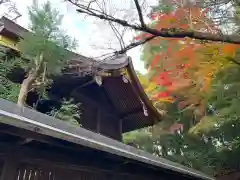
[17,53,43,107]
[161,145,168,157]
[17,76,32,106]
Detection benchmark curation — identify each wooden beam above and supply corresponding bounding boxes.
[119,119,123,142]
[74,79,95,89]
[0,124,85,152]
[96,108,101,133]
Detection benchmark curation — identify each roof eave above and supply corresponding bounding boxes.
[0,98,214,180]
[126,57,162,126]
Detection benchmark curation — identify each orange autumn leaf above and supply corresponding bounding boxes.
[222,44,239,57]
[138,5,240,107]
[151,55,161,67]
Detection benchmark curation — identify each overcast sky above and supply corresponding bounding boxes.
[0,0,157,73]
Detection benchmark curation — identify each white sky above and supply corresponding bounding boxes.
[0,0,155,73]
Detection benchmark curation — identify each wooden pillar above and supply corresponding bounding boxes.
[0,155,18,180]
[119,119,123,142]
[96,108,101,133]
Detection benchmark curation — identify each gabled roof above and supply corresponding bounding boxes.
[0,98,214,180]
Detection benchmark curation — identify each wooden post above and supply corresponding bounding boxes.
[96,108,101,133]
[0,155,18,180]
[119,119,123,142]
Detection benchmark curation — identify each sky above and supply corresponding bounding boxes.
[0,0,154,73]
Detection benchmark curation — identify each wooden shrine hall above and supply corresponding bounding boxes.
[0,99,214,180]
[0,16,161,141]
[0,16,214,180]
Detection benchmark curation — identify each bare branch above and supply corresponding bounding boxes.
[75,7,240,44]
[109,22,125,50]
[0,0,8,4]
[115,35,156,54]
[0,0,21,20]
[133,0,145,27]
[92,35,156,60]
[87,0,96,9]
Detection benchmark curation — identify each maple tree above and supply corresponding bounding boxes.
[137,5,240,122]
[124,1,240,176]
[68,0,240,58]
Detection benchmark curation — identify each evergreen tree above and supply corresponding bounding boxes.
[17,0,77,106]
[48,98,81,126]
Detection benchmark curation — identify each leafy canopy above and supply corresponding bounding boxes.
[127,0,240,176]
[19,0,77,76]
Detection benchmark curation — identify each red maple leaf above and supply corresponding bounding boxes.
[135,36,141,41]
[156,91,170,98]
[151,13,157,20]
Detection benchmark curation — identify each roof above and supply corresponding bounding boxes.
[0,16,92,63]
[0,16,28,39]
[0,98,214,180]
[51,55,161,132]
[0,16,162,132]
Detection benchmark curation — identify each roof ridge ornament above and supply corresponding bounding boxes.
[122,74,129,83]
[140,100,148,117]
[94,75,102,86]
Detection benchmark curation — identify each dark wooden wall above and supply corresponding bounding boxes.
[0,120,207,180]
[73,83,123,141]
[80,103,122,141]
[0,142,208,180]
[0,158,139,180]
[0,143,158,180]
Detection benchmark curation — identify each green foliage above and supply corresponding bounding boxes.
[150,0,175,14]
[132,0,240,176]
[0,82,20,103]
[0,46,22,102]
[128,63,240,176]
[0,1,81,126]
[48,99,81,126]
[124,128,154,152]
[15,0,78,106]
[19,0,77,76]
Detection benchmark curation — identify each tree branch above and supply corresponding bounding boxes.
[0,0,21,20]
[109,22,125,50]
[92,35,156,59]
[73,6,240,45]
[227,57,240,67]
[115,35,156,54]
[133,0,145,27]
